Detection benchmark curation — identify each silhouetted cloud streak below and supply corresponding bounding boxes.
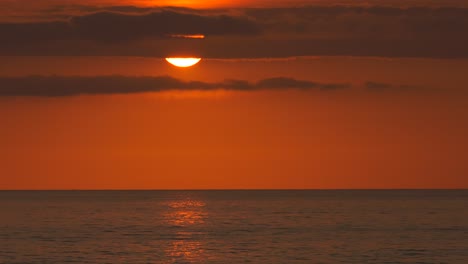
[0,76,350,97]
[365,82,428,92]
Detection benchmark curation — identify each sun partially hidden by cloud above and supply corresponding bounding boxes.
[166,58,202,67]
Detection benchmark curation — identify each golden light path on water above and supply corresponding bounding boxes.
[165,58,202,67]
[163,198,208,262]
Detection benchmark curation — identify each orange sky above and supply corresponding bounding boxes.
[1,57,467,189]
[1,0,467,189]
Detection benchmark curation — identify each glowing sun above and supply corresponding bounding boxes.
[165,58,201,67]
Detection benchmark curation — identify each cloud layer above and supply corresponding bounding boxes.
[1,11,259,44]
[365,82,428,92]
[1,6,467,58]
[0,76,349,97]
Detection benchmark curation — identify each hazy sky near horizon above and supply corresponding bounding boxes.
[1,0,468,189]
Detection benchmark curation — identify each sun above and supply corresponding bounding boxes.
[165,58,201,68]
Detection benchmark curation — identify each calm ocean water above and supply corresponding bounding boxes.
[0,190,467,263]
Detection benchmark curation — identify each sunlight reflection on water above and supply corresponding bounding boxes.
[165,199,207,226]
[163,198,208,262]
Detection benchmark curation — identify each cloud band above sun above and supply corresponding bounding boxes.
[0,6,467,58]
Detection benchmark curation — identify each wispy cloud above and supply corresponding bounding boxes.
[365,82,430,92]
[0,76,350,97]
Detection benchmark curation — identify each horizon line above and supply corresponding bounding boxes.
[1,188,467,191]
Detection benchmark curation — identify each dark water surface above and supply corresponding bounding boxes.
[1,190,467,263]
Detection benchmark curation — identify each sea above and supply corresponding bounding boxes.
[1,190,467,263]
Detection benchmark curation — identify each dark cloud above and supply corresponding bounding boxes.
[257,77,318,89]
[365,82,428,92]
[1,6,468,58]
[42,5,204,17]
[247,6,468,36]
[365,82,393,90]
[0,10,259,44]
[242,6,468,58]
[0,76,349,97]
[256,77,348,90]
[71,11,260,41]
